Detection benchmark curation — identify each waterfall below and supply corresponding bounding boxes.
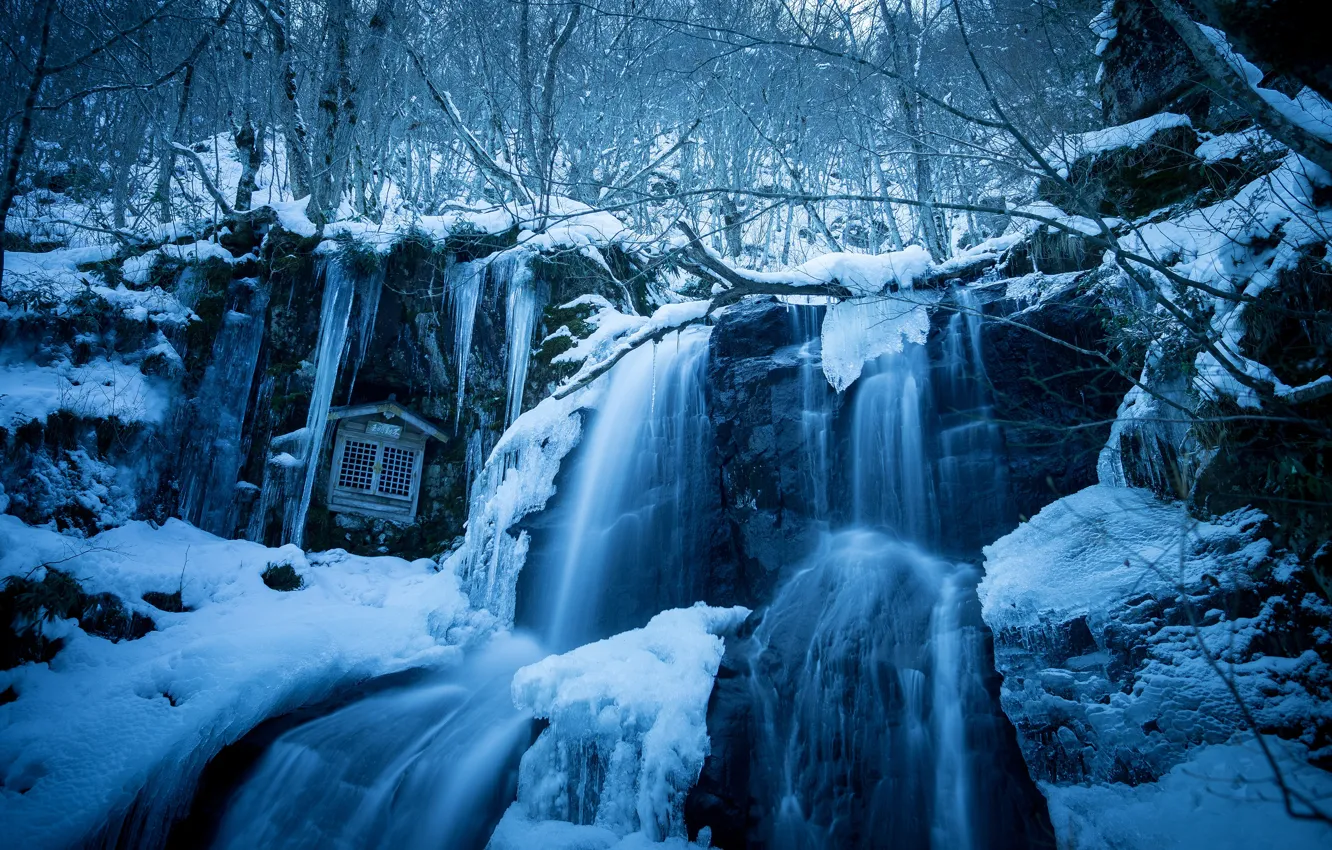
[790,303,834,521]
[210,634,543,850]
[746,532,979,850]
[936,289,1009,553]
[177,279,267,536]
[202,286,1038,850]
[741,288,1015,849]
[849,343,939,543]
[280,259,356,548]
[523,325,714,650]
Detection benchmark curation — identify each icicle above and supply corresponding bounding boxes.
[282,259,355,547]
[499,252,540,427]
[178,280,268,536]
[344,266,385,403]
[444,258,485,430]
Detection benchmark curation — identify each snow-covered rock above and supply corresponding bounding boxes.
[497,604,749,846]
[980,484,1332,848]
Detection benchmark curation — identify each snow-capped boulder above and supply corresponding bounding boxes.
[980,484,1332,848]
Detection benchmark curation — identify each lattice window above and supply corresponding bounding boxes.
[377,445,416,498]
[337,440,378,491]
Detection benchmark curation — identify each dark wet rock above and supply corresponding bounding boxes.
[705,297,841,609]
[981,276,1134,523]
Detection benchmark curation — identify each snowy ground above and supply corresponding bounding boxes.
[0,515,480,848]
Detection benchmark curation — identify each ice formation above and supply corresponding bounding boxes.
[503,604,750,843]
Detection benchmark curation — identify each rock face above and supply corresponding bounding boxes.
[705,297,841,609]
[980,274,1134,524]
[1098,0,1206,125]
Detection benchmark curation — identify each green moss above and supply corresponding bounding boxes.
[261,563,304,592]
[335,232,383,279]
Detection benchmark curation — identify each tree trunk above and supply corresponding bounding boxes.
[0,0,55,281]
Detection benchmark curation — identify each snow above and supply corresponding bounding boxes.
[1111,152,1332,408]
[557,300,711,392]
[550,296,647,368]
[1200,24,1332,147]
[820,290,935,392]
[505,604,750,842]
[268,197,318,238]
[979,484,1270,631]
[1044,737,1332,850]
[2,246,192,326]
[0,357,170,426]
[1042,113,1194,178]
[708,243,933,296]
[0,515,474,848]
[786,245,932,296]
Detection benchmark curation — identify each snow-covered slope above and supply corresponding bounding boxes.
[0,516,477,849]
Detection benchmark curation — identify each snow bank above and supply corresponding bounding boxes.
[1046,737,1332,850]
[0,357,170,426]
[0,516,472,848]
[979,484,1269,631]
[820,290,935,392]
[505,604,750,843]
[2,247,191,326]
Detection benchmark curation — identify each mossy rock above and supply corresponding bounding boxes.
[262,563,304,591]
[143,589,190,613]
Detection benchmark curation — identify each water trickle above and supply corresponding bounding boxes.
[936,289,1008,553]
[177,280,268,536]
[849,343,939,544]
[790,303,834,521]
[283,260,356,547]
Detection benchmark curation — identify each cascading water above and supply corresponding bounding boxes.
[935,288,1009,553]
[741,292,1028,849]
[849,343,939,543]
[209,634,543,850]
[747,533,979,850]
[790,304,833,521]
[205,326,716,848]
[522,325,714,650]
[198,287,1044,849]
